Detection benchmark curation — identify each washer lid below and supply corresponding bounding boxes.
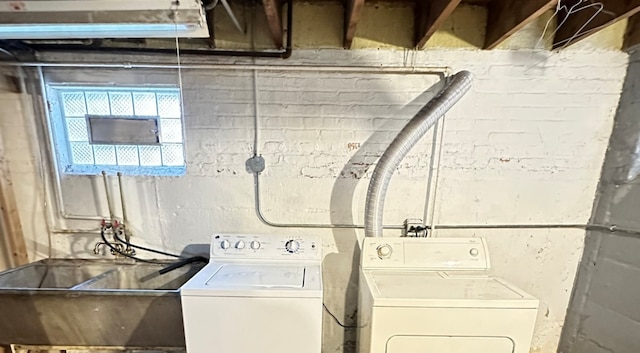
[206,264,304,288]
[180,262,323,298]
[366,271,538,308]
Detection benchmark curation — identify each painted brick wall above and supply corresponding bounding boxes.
[1,47,628,353]
[558,49,640,353]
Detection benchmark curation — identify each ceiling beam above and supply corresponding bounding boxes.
[415,0,462,49]
[262,0,284,48]
[344,0,365,48]
[485,0,558,49]
[624,13,640,50]
[554,0,640,50]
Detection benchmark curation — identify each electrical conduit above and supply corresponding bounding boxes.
[364,70,473,237]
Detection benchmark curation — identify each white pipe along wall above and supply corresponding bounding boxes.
[0,45,629,353]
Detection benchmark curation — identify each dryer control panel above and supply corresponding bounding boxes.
[211,233,321,261]
[361,237,490,270]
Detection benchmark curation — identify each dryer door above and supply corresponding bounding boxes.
[387,336,513,353]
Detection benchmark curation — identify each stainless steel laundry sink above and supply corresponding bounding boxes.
[77,262,203,290]
[0,259,114,289]
[0,259,205,348]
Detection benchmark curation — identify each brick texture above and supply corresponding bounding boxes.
[0,48,629,353]
[558,50,640,353]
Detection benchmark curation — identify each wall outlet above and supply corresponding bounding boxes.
[403,218,427,237]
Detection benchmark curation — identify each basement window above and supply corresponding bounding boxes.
[47,86,186,176]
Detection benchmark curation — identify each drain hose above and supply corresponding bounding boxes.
[364,70,473,237]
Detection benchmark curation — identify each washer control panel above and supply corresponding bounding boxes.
[361,237,490,270]
[211,234,321,260]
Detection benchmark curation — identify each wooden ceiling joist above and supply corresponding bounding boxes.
[554,0,640,50]
[415,0,462,49]
[344,0,365,48]
[624,13,640,50]
[262,0,284,48]
[484,0,558,49]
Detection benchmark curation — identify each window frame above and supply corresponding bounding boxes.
[46,84,187,176]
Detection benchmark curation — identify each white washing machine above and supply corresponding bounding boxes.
[358,237,539,353]
[180,233,322,353]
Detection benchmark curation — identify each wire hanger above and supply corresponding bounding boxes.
[205,0,245,34]
[535,0,615,51]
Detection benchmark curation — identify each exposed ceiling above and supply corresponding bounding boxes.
[5,0,640,58]
[338,0,640,50]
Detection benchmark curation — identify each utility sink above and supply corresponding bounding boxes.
[0,259,206,348]
[77,263,202,290]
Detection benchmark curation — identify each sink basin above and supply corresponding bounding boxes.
[0,258,206,348]
[0,260,113,289]
[77,263,203,290]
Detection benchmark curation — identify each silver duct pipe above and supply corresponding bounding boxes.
[364,70,473,237]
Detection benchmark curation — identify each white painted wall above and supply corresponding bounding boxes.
[1,46,628,353]
[558,49,640,353]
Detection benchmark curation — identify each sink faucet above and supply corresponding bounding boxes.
[93,241,125,256]
[93,242,106,255]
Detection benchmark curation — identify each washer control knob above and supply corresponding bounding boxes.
[220,240,230,249]
[285,240,300,253]
[470,248,479,257]
[236,240,246,249]
[250,241,261,250]
[376,244,393,259]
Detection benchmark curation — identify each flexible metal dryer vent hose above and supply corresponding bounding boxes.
[364,70,473,237]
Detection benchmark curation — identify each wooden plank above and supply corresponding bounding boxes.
[206,7,216,48]
[624,13,640,50]
[485,0,558,49]
[554,0,640,49]
[415,0,462,49]
[262,0,284,48]
[0,125,28,266]
[344,0,365,48]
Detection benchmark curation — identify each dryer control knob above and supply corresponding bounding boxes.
[250,241,261,250]
[220,240,231,249]
[285,240,300,253]
[236,240,246,249]
[376,244,393,259]
[469,248,479,257]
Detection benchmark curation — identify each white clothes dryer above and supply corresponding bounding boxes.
[358,237,539,353]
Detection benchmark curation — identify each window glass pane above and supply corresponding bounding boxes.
[62,92,86,116]
[70,142,94,164]
[157,93,181,118]
[66,118,88,142]
[86,92,110,115]
[161,144,184,166]
[139,145,162,166]
[93,145,117,165]
[109,92,134,116]
[133,92,158,116]
[116,145,140,166]
[160,118,183,143]
[53,86,185,174]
